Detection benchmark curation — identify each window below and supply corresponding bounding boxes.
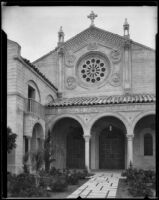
[144,133,153,156]
[25,137,29,153]
[28,85,35,99]
[77,52,111,87]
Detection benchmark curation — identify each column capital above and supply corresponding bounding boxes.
[126,134,134,140]
[83,135,91,142]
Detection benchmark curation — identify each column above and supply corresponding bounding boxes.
[58,47,64,96]
[84,135,91,172]
[28,136,32,172]
[123,40,132,93]
[126,134,134,168]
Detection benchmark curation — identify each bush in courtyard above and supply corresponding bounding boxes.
[49,166,62,176]
[7,172,50,197]
[122,167,155,197]
[49,175,68,192]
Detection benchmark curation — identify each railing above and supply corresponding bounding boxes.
[24,98,45,119]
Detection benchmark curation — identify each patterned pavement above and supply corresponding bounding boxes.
[67,171,124,199]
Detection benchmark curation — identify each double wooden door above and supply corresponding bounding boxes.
[99,128,125,169]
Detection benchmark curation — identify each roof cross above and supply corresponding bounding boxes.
[87,11,98,26]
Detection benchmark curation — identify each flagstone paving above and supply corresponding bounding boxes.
[67,171,124,199]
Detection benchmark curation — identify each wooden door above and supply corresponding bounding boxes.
[66,130,85,169]
[99,128,125,169]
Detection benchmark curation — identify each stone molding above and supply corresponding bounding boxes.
[83,135,91,141]
[126,135,134,140]
[46,103,155,115]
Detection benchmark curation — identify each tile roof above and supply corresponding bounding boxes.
[22,58,58,91]
[48,94,155,107]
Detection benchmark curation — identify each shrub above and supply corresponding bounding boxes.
[49,175,68,192]
[66,171,79,185]
[49,167,62,176]
[122,168,155,197]
[7,172,50,197]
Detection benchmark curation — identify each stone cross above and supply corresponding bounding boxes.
[87,11,98,26]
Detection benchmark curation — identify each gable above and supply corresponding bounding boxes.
[63,26,125,52]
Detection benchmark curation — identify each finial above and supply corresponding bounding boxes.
[58,26,64,46]
[87,11,98,26]
[123,18,130,39]
[59,26,63,33]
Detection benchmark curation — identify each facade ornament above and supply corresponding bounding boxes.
[87,42,98,50]
[65,51,76,67]
[124,39,131,49]
[109,73,121,86]
[110,49,121,63]
[66,76,76,89]
[87,11,98,27]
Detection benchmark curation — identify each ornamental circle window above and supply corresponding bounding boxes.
[77,53,111,87]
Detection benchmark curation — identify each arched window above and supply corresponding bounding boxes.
[144,133,153,156]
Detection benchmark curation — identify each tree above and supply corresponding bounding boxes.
[7,127,17,153]
[31,149,44,187]
[44,129,64,172]
[44,130,55,172]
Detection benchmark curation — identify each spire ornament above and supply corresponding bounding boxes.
[58,26,64,46]
[123,18,130,38]
[87,11,98,26]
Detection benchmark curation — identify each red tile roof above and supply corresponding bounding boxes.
[48,94,155,107]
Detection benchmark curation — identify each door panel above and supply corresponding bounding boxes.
[99,128,125,169]
[66,130,85,169]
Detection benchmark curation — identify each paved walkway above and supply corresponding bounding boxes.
[67,171,124,199]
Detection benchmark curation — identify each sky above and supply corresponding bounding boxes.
[2,6,157,62]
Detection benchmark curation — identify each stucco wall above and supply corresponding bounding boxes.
[33,30,155,99]
[133,128,155,170]
[33,51,59,88]
[7,39,57,173]
[131,45,155,94]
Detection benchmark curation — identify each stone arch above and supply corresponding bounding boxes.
[27,80,41,103]
[133,112,155,170]
[31,119,45,139]
[31,123,44,153]
[132,111,155,131]
[88,112,130,135]
[89,112,128,170]
[49,115,85,169]
[49,114,86,133]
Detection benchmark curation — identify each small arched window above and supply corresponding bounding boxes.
[144,133,153,156]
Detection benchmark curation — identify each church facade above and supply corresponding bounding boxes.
[7,12,155,174]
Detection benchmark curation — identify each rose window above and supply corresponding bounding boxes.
[77,53,110,87]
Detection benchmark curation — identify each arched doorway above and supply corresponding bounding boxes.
[51,117,85,169]
[91,116,126,170]
[31,123,44,153]
[99,126,125,169]
[133,114,155,170]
